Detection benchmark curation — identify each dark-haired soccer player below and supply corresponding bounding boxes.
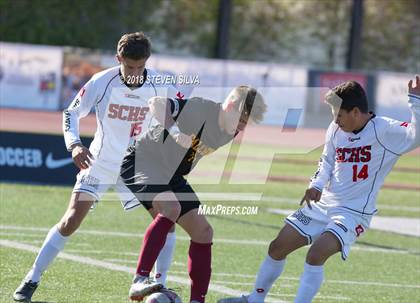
[219,76,420,303]
[14,32,178,302]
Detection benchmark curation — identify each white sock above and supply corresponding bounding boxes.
[248,255,286,303]
[294,262,324,303]
[154,231,176,286]
[24,225,68,283]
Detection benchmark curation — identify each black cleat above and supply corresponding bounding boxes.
[13,280,39,302]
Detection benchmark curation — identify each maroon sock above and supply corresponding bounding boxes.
[136,214,174,276]
[188,241,212,303]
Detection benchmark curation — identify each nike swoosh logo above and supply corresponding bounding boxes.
[45,153,73,169]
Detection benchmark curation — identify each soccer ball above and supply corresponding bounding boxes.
[145,289,182,303]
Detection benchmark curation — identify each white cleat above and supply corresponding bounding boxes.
[217,295,250,303]
[129,276,163,301]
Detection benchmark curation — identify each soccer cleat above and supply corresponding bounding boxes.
[129,275,163,301]
[217,295,250,303]
[13,280,39,302]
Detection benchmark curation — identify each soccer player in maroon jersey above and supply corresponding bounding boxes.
[120,86,267,302]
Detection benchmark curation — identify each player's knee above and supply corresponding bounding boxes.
[204,224,214,241]
[161,203,181,222]
[58,215,81,236]
[305,247,327,265]
[154,193,181,222]
[194,223,213,243]
[268,238,289,260]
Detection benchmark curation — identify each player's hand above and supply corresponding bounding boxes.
[71,143,94,170]
[300,187,322,209]
[173,133,193,148]
[408,75,420,96]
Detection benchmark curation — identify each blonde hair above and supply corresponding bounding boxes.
[230,86,267,124]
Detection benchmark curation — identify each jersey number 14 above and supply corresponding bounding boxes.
[352,164,368,182]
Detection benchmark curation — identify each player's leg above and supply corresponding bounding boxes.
[136,191,180,278]
[247,223,308,303]
[58,192,96,236]
[129,191,180,301]
[177,208,213,303]
[219,223,308,303]
[116,178,177,287]
[219,206,325,303]
[13,192,95,302]
[147,207,176,286]
[294,210,366,303]
[294,231,340,303]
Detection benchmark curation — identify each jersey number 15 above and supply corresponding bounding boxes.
[130,122,142,137]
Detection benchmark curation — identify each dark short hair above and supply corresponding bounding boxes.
[117,32,151,60]
[325,81,369,113]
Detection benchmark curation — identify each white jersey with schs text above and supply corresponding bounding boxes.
[63,66,176,170]
[310,94,420,216]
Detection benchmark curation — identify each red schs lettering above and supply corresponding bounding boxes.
[108,104,119,119]
[348,147,361,163]
[127,106,141,122]
[117,105,130,120]
[360,145,371,162]
[342,148,352,162]
[336,148,345,162]
[337,145,371,163]
[138,107,149,121]
[400,122,409,127]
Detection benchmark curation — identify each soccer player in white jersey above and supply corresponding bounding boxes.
[13,32,177,302]
[219,76,420,303]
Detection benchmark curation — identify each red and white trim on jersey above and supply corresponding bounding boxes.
[310,94,420,216]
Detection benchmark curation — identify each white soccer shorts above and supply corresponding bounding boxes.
[286,202,371,260]
[73,160,139,209]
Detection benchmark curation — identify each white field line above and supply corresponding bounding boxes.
[208,271,420,290]
[0,239,287,303]
[0,225,266,246]
[103,192,264,202]
[268,292,351,301]
[0,232,45,238]
[0,226,416,255]
[103,258,138,263]
[2,238,419,303]
[3,236,417,291]
[0,225,416,256]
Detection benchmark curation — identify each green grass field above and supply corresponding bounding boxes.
[1,143,419,303]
